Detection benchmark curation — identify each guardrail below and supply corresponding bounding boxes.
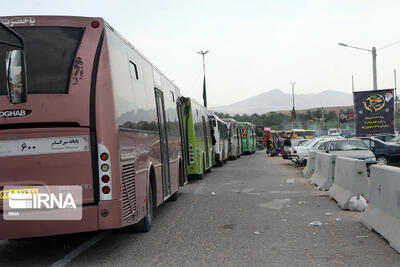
[310,152,336,190]
[361,165,400,254]
[298,150,400,254]
[328,157,369,209]
[303,151,316,178]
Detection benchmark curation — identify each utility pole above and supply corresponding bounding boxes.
[395,69,398,112]
[291,82,296,129]
[339,43,378,90]
[340,40,400,91]
[372,47,377,90]
[197,50,209,107]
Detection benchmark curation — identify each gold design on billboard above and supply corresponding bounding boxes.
[363,94,385,113]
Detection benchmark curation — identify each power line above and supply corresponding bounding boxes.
[378,40,400,51]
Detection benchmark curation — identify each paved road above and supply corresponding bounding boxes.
[1,151,400,266]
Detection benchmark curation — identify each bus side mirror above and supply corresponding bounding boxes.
[1,22,28,104]
[6,49,27,104]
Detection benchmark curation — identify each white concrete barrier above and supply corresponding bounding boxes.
[303,151,316,178]
[328,157,368,209]
[310,152,336,190]
[361,165,400,254]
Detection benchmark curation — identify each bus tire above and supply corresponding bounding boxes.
[137,182,153,232]
[169,190,179,201]
[217,159,223,167]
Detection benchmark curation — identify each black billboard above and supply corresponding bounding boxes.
[353,89,395,136]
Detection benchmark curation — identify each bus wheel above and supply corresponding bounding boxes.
[169,190,179,201]
[137,183,153,232]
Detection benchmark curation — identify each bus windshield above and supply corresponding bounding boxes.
[304,130,315,137]
[0,26,84,94]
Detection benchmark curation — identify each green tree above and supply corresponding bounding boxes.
[325,111,337,121]
[312,109,322,120]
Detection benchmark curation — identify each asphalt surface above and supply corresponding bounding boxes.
[1,150,400,266]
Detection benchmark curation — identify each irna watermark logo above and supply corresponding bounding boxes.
[2,186,82,220]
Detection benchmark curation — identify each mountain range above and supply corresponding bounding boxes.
[213,89,353,115]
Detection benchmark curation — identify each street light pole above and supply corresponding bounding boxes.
[291,82,296,129]
[338,43,378,91]
[395,69,398,112]
[372,46,378,90]
[197,50,209,107]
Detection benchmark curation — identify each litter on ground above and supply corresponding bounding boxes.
[349,195,367,212]
[309,221,323,226]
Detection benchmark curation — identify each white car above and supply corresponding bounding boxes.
[319,138,376,164]
[293,136,336,165]
[288,139,309,159]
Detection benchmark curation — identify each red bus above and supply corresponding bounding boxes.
[0,16,184,239]
[264,128,271,145]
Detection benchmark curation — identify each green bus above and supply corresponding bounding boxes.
[182,97,213,178]
[239,122,256,154]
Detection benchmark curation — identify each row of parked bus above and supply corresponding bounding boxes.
[181,97,256,179]
[0,16,256,239]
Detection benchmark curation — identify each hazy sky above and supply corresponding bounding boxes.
[1,0,400,107]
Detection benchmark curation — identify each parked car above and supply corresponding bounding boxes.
[360,137,400,165]
[291,138,308,147]
[385,134,400,144]
[373,134,396,143]
[286,139,308,160]
[320,138,376,164]
[293,136,335,165]
[339,130,355,138]
[282,139,293,159]
[328,128,341,136]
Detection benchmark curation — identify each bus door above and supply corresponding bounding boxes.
[202,116,210,169]
[155,89,171,199]
[237,127,240,155]
[176,97,188,184]
[228,124,232,154]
